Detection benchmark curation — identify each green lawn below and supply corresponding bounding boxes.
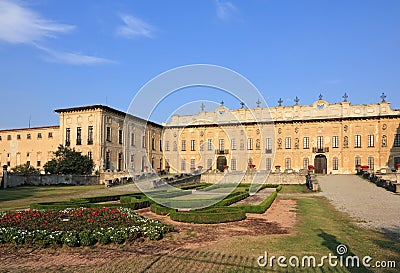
[197,196,399,272]
[279,184,315,194]
[0,185,117,211]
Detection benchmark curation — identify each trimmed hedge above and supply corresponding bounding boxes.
[276,185,282,192]
[179,183,213,190]
[237,191,277,214]
[150,203,174,215]
[170,207,246,224]
[30,193,151,210]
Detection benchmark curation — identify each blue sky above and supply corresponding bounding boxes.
[0,0,399,129]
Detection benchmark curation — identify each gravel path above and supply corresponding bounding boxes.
[316,175,400,234]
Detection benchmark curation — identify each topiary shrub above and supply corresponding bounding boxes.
[170,207,246,224]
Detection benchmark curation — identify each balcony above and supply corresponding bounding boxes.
[215,149,229,155]
[265,149,273,154]
[312,147,329,153]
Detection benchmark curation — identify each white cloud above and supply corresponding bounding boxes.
[216,0,237,20]
[34,45,115,65]
[0,0,74,44]
[116,14,154,39]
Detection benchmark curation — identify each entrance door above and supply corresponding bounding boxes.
[314,154,327,174]
[217,156,227,172]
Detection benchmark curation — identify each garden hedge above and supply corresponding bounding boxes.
[237,191,277,214]
[170,207,246,224]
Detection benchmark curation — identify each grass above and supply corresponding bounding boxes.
[0,184,124,211]
[0,185,399,272]
[279,184,314,194]
[196,196,400,272]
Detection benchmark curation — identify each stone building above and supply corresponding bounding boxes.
[0,105,163,176]
[164,97,400,174]
[1,97,399,176]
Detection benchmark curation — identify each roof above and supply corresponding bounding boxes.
[54,104,162,128]
[0,125,60,133]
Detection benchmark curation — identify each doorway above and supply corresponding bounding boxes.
[217,156,227,172]
[314,154,327,174]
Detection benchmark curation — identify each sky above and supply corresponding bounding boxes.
[0,0,399,129]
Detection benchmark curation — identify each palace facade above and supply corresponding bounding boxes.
[1,97,400,175]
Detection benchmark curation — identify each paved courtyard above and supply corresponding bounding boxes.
[317,175,400,234]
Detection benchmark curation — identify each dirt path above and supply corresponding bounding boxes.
[0,198,297,272]
[317,175,400,234]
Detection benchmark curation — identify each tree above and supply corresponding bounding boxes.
[44,145,94,175]
[11,163,40,175]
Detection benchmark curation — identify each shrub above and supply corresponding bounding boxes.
[170,207,246,224]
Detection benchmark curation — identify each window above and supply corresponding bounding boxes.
[231,158,237,171]
[207,158,213,170]
[27,133,31,140]
[303,137,309,149]
[265,137,272,153]
[285,137,291,149]
[181,159,186,171]
[37,133,42,139]
[355,135,361,148]
[160,140,162,151]
[17,134,21,140]
[333,157,339,170]
[368,135,374,147]
[394,134,400,147]
[247,138,253,150]
[0,135,2,141]
[65,128,70,146]
[151,137,155,150]
[119,130,123,145]
[26,161,30,166]
[48,132,53,138]
[130,154,134,163]
[106,127,111,142]
[37,161,41,167]
[266,158,272,171]
[368,157,374,170]
[131,133,135,146]
[317,136,323,149]
[303,158,309,170]
[181,140,186,151]
[142,135,146,148]
[190,159,195,170]
[332,136,339,148]
[76,127,82,145]
[207,139,212,150]
[191,140,196,151]
[173,141,177,151]
[7,135,11,141]
[219,139,224,151]
[105,151,111,170]
[231,138,236,150]
[88,126,93,145]
[355,156,361,167]
[87,151,92,160]
[165,141,170,151]
[118,153,123,171]
[285,158,291,170]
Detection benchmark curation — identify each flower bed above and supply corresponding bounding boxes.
[0,207,172,247]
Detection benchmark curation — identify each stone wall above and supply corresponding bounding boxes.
[200,171,306,184]
[3,173,99,188]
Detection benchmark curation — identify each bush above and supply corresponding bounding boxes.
[150,203,174,215]
[170,207,246,224]
[237,191,277,214]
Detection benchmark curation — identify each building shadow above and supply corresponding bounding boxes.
[317,230,374,273]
